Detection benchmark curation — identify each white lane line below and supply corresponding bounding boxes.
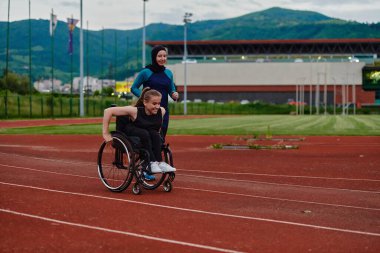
[1,181,379,237]
[1,151,379,182]
[181,169,380,182]
[180,174,380,194]
[1,163,379,194]
[0,164,379,211]
[175,186,380,212]
[0,151,94,167]
[0,208,244,253]
[0,164,98,180]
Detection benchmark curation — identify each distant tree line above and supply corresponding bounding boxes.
[0,70,36,95]
[0,70,116,97]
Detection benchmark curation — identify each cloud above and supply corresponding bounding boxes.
[59,1,79,8]
[1,0,379,30]
[289,0,376,5]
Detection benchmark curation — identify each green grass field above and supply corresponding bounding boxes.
[1,115,380,136]
[169,115,380,136]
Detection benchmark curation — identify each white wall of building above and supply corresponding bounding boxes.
[33,79,62,93]
[168,62,366,86]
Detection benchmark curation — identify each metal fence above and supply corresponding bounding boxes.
[1,95,372,119]
[0,95,130,119]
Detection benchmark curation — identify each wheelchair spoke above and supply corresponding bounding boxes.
[97,135,133,192]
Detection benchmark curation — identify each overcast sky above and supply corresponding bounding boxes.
[1,0,379,30]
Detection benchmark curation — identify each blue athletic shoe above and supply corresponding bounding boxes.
[143,172,155,181]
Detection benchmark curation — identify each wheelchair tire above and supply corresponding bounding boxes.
[132,183,141,195]
[163,144,175,182]
[97,134,134,192]
[162,144,174,167]
[135,156,166,190]
[138,144,174,190]
[163,180,172,192]
[168,172,175,182]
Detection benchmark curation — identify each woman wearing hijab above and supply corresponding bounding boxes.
[131,45,179,139]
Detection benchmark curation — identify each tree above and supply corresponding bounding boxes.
[102,86,114,96]
[0,71,35,95]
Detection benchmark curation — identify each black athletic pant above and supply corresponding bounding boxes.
[125,125,162,162]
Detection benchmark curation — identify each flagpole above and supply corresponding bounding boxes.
[79,0,84,116]
[126,36,129,69]
[70,42,73,116]
[50,8,55,119]
[114,31,117,103]
[86,20,89,115]
[5,0,10,118]
[29,0,32,117]
[114,31,117,81]
[142,0,148,67]
[101,27,104,105]
[69,15,74,116]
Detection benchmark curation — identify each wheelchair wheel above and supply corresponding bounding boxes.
[162,144,174,167]
[134,153,166,190]
[132,183,141,195]
[137,144,175,190]
[97,134,134,192]
[163,180,172,192]
[163,144,175,182]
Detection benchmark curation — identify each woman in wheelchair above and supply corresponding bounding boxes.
[102,87,176,181]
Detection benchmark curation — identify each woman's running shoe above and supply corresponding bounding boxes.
[150,161,162,173]
[158,162,176,172]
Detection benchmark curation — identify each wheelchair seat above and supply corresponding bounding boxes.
[115,115,144,149]
[115,114,166,148]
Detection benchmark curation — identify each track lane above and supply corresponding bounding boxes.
[1,182,380,253]
[1,163,379,236]
[1,135,380,252]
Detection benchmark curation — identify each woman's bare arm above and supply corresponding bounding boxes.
[102,106,137,142]
[160,107,166,133]
[160,107,166,118]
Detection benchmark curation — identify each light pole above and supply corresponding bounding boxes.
[183,12,192,115]
[29,0,32,117]
[142,0,148,68]
[5,0,10,118]
[79,0,84,116]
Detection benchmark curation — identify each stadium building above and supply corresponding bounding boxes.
[147,39,380,107]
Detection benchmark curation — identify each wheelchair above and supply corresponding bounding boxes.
[97,115,175,195]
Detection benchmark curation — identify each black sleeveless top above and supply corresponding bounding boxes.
[133,107,162,131]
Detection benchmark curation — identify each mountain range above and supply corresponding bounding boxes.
[0,7,379,82]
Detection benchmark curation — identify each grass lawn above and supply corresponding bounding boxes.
[1,115,380,136]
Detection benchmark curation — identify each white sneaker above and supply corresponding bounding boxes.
[150,162,162,173]
[158,162,176,172]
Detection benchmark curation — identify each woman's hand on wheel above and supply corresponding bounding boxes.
[103,133,113,142]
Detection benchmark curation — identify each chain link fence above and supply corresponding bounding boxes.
[0,95,130,118]
[1,95,373,119]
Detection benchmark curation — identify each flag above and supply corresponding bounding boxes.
[67,18,79,55]
[50,13,57,36]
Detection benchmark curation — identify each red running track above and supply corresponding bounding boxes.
[0,134,379,253]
